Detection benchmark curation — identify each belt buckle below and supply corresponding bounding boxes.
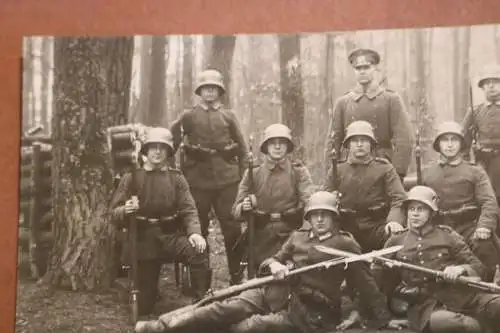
[270,213,281,222]
[148,218,159,224]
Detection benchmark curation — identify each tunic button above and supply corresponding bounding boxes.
[418,252,423,256]
[417,244,422,249]
[420,260,425,264]
[418,237,422,241]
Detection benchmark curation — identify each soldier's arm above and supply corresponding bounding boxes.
[270,232,296,263]
[461,107,475,150]
[384,165,407,225]
[226,110,248,159]
[448,229,484,278]
[473,166,498,231]
[371,234,403,294]
[295,165,315,205]
[175,173,202,236]
[108,172,132,226]
[388,93,415,176]
[343,236,392,329]
[232,169,251,220]
[169,111,185,153]
[324,98,345,164]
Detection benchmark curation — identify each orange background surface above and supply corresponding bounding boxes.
[1,0,499,331]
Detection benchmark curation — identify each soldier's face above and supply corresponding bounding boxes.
[348,136,372,157]
[438,134,462,159]
[353,64,375,85]
[266,138,288,160]
[146,143,168,165]
[309,210,335,235]
[482,79,500,100]
[200,85,220,102]
[407,201,432,229]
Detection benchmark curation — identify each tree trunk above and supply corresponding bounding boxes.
[137,36,152,124]
[206,35,236,106]
[496,26,500,64]
[148,36,168,126]
[279,34,305,162]
[40,37,52,134]
[182,35,193,109]
[45,37,133,291]
[453,27,471,121]
[22,37,34,133]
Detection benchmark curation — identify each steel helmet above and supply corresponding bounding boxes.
[194,69,226,95]
[477,64,500,88]
[260,123,294,154]
[404,186,439,212]
[304,191,340,220]
[432,121,466,152]
[342,120,377,147]
[140,127,174,154]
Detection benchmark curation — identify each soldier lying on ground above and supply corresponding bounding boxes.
[421,121,500,282]
[109,127,210,317]
[374,185,500,333]
[232,123,314,271]
[134,191,404,333]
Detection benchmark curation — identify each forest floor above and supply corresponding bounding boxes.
[15,222,415,333]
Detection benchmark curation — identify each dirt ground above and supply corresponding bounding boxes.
[15,222,415,333]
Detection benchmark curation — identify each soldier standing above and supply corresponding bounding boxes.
[109,127,210,316]
[232,123,314,269]
[374,186,500,333]
[324,48,414,180]
[135,191,402,333]
[170,69,248,285]
[324,120,407,252]
[462,64,500,204]
[421,121,499,281]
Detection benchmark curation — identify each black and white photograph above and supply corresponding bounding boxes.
[16,23,500,333]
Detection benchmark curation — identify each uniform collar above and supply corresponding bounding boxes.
[347,154,374,165]
[409,223,434,237]
[438,155,463,166]
[485,99,500,106]
[350,82,384,101]
[265,157,288,170]
[309,231,333,241]
[143,162,168,172]
[199,100,222,111]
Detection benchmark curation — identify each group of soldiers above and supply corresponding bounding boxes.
[108,47,500,333]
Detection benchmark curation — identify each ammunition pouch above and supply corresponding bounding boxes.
[184,142,239,162]
[393,284,428,305]
[340,204,389,223]
[439,207,479,226]
[136,214,181,234]
[254,207,304,229]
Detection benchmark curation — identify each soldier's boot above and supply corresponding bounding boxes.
[190,268,212,302]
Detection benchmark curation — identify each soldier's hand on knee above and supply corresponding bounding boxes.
[268,261,288,280]
[384,221,404,235]
[472,227,491,240]
[442,265,466,282]
[188,233,207,253]
[124,196,139,215]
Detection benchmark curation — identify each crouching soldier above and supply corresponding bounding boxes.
[109,127,210,316]
[422,121,499,281]
[324,120,407,252]
[374,185,500,333]
[134,191,402,333]
[232,123,314,271]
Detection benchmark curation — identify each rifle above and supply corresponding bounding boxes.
[329,131,341,203]
[469,84,478,164]
[246,134,256,279]
[415,128,422,185]
[315,246,500,294]
[154,245,403,322]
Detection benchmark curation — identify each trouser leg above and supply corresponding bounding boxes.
[427,309,482,333]
[137,259,162,316]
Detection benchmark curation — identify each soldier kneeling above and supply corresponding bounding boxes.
[135,191,402,333]
[109,127,210,317]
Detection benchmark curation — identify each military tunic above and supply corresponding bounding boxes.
[462,101,500,199]
[232,158,314,269]
[324,157,407,252]
[375,224,500,332]
[422,158,499,280]
[109,166,209,315]
[170,102,247,281]
[324,83,415,176]
[157,227,392,333]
